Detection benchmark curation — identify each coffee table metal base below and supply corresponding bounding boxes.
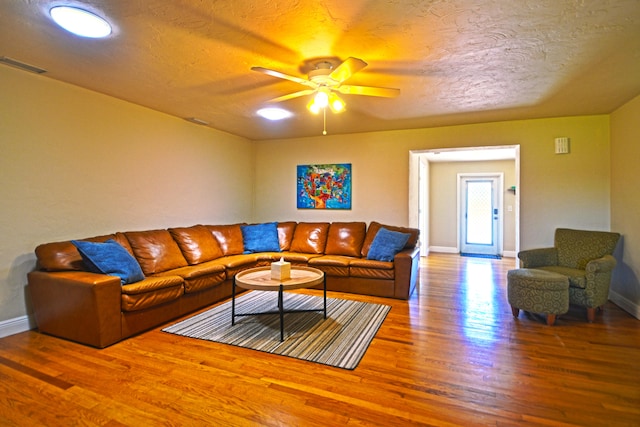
[231,275,327,342]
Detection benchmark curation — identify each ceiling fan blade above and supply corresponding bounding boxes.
[329,57,367,83]
[336,85,400,98]
[251,66,316,88]
[268,89,316,103]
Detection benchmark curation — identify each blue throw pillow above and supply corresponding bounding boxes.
[241,222,281,253]
[72,239,145,285]
[367,227,411,262]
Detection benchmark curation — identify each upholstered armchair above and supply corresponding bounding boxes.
[518,228,620,322]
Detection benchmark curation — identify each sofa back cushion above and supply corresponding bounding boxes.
[125,229,188,275]
[289,222,330,254]
[361,221,420,258]
[206,224,245,256]
[277,221,297,251]
[325,222,366,257]
[169,225,224,265]
[35,234,118,271]
[555,228,621,270]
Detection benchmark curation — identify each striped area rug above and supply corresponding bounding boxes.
[162,291,391,370]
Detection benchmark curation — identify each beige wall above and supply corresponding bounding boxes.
[610,94,640,315]
[429,160,516,253]
[3,62,635,327]
[254,115,611,251]
[0,66,254,323]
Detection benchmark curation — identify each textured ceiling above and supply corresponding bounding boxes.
[2,1,639,140]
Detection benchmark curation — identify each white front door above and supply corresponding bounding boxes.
[459,174,503,256]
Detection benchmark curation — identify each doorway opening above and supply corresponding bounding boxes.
[408,145,520,260]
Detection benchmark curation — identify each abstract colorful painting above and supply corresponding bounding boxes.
[297,164,352,209]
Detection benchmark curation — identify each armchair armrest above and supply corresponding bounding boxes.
[586,255,617,273]
[518,247,558,268]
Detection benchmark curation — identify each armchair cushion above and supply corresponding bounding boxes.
[537,266,586,289]
[555,228,620,270]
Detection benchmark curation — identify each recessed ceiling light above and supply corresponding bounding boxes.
[49,6,112,38]
[257,108,293,121]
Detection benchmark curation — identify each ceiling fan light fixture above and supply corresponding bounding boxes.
[307,98,321,114]
[328,92,345,114]
[313,89,330,108]
[49,6,112,38]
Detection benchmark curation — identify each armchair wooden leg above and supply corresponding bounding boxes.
[511,306,520,317]
[587,307,596,322]
[546,314,556,326]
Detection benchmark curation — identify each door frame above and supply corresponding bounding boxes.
[457,173,504,256]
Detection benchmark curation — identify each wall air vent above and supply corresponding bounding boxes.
[0,56,47,74]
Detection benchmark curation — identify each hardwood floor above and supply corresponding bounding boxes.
[1,253,638,426]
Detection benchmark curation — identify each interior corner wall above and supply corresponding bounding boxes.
[0,66,253,324]
[610,93,640,317]
[253,115,611,250]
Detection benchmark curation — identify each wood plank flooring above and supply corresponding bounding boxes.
[1,254,638,426]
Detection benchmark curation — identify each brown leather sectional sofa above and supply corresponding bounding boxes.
[28,221,420,348]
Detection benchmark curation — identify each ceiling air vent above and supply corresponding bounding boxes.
[0,56,47,74]
[184,117,209,126]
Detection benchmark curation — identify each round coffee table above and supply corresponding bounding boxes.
[232,266,326,341]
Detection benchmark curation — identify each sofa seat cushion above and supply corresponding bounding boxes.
[537,266,587,289]
[121,275,184,312]
[155,262,226,293]
[253,252,285,262]
[309,255,353,277]
[350,258,395,280]
[208,254,260,278]
[278,252,324,264]
[169,225,224,265]
[324,222,366,257]
[125,229,188,275]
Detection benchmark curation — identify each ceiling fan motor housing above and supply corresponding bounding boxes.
[309,63,337,86]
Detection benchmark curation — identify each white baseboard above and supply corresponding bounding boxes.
[429,246,458,254]
[430,246,516,258]
[0,315,35,339]
[609,290,640,320]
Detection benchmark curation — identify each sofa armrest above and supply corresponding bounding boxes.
[393,246,420,299]
[518,247,558,268]
[28,270,123,348]
[586,254,617,273]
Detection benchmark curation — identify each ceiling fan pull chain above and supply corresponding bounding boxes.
[323,108,327,135]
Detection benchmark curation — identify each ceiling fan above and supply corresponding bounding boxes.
[251,57,400,114]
